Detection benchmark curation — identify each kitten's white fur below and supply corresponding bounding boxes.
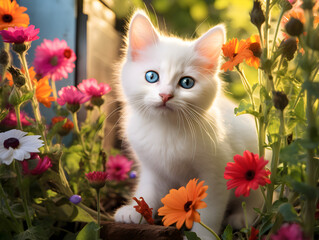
[114,11,263,239]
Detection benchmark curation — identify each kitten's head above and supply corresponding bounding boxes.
[120,11,225,117]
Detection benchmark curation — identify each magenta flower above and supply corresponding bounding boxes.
[21,153,52,175]
[0,25,39,44]
[0,109,33,127]
[78,78,111,97]
[106,155,133,182]
[34,38,76,81]
[271,223,305,240]
[85,171,108,189]
[57,86,91,106]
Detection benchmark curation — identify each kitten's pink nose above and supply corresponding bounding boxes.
[159,93,174,103]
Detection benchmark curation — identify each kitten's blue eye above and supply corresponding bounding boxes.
[179,77,195,89]
[145,71,159,83]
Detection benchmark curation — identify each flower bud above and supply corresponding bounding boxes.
[69,195,82,204]
[273,91,289,111]
[279,38,297,61]
[66,103,80,113]
[0,50,9,66]
[12,42,31,54]
[8,87,21,106]
[7,66,26,87]
[301,0,314,10]
[250,0,265,30]
[90,96,104,107]
[285,17,303,36]
[279,0,293,12]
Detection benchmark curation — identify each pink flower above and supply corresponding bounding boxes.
[34,38,76,81]
[21,153,52,175]
[85,171,108,189]
[78,78,111,97]
[57,86,91,106]
[271,223,305,240]
[224,150,271,197]
[106,155,133,181]
[0,25,39,43]
[0,109,33,127]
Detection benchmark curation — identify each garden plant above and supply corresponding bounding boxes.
[0,0,318,240]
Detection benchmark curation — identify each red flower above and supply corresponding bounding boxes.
[21,153,52,175]
[249,226,259,240]
[51,116,74,136]
[133,197,154,225]
[85,171,108,189]
[224,150,271,197]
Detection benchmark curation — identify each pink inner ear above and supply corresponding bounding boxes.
[129,14,159,61]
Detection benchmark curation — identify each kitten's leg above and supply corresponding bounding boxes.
[191,178,230,240]
[114,165,164,224]
[225,188,263,229]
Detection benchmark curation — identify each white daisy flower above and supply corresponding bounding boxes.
[0,129,44,165]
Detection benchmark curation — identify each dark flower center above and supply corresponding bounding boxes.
[249,42,262,58]
[245,170,255,180]
[50,56,58,66]
[3,138,20,149]
[63,49,72,59]
[184,201,193,212]
[2,14,13,23]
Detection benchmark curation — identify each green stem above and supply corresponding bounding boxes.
[18,52,49,152]
[72,112,86,151]
[266,110,284,212]
[271,9,285,53]
[264,0,271,59]
[0,183,23,233]
[274,55,284,87]
[15,161,32,228]
[199,221,221,240]
[14,104,22,130]
[96,188,101,240]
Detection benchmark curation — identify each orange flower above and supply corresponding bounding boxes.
[0,0,29,30]
[51,116,74,136]
[132,197,154,225]
[28,67,55,108]
[221,38,251,71]
[245,35,262,69]
[4,71,13,86]
[158,179,208,229]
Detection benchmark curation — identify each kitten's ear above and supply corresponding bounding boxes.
[128,12,159,60]
[194,25,226,69]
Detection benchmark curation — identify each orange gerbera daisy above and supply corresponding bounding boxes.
[28,67,55,108]
[245,35,262,69]
[157,179,208,230]
[221,38,251,71]
[0,0,29,30]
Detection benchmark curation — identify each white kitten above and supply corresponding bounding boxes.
[114,11,263,240]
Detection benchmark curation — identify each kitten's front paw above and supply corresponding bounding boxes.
[114,205,142,224]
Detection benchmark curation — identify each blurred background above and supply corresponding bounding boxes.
[18,0,260,149]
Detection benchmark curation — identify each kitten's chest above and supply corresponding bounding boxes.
[126,113,202,164]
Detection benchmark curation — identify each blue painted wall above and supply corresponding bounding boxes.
[18,0,77,122]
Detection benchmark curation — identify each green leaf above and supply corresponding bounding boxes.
[184,231,201,240]
[47,118,67,141]
[13,223,53,240]
[0,109,9,121]
[234,99,260,117]
[221,225,233,240]
[19,91,34,104]
[278,203,299,222]
[279,140,306,165]
[302,81,319,98]
[76,222,99,240]
[291,181,319,200]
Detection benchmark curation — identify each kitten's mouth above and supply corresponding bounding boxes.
[155,103,173,111]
